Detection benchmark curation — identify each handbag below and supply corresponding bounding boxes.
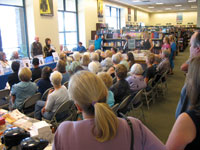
[120,113,134,150]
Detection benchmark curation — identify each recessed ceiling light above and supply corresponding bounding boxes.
[175,5,182,7]
[148,6,154,8]
[188,0,196,2]
[156,3,163,5]
[165,8,172,10]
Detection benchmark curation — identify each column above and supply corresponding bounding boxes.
[197,0,200,27]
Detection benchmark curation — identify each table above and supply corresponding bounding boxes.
[0,62,57,90]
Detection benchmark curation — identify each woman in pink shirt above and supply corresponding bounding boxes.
[53,71,166,150]
[161,36,171,54]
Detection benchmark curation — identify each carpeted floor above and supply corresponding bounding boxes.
[130,47,190,143]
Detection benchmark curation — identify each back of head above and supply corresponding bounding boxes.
[97,72,113,89]
[147,53,155,65]
[32,58,39,66]
[186,56,200,110]
[50,71,62,87]
[59,52,67,62]
[91,52,99,62]
[42,66,52,80]
[56,60,66,73]
[154,55,161,64]
[19,67,32,82]
[68,71,118,142]
[105,50,113,58]
[130,63,144,75]
[162,50,170,58]
[115,64,127,80]
[127,52,134,62]
[89,45,94,52]
[112,54,121,64]
[81,55,90,66]
[11,61,20,73]
[73,52,81,61]
[88,62,98,74]
[74,65,84,73]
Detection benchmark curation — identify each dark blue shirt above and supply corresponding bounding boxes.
[77,46,86,52]
[37,79,53,95]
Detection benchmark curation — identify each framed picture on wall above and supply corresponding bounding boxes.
[97,0,103,18]
[40,0,54,16]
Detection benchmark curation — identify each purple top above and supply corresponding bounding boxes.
[53,117,166,150]
[161,44,170,50]
[126,75,147,92]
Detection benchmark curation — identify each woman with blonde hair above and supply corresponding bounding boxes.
[53,71,166,150]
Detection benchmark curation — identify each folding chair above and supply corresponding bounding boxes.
[34,78,42,84]
[117,95,131,115]
[129,90,145,122]
[142,79,154,109]
[44,100,77,128]
[111,103,119,114]
[21,93,41,117]
[0,89,10,109]
[63,81,69,89]
[156,70,168,96]
[41,87,54,101]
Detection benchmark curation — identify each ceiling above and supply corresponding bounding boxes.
[109,0,198,13]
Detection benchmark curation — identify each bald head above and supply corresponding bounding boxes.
[35,36,39,42]
[12,51,19,59]
[88,45,94,53]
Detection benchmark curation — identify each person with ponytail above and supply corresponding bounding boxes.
[53,71,166,150]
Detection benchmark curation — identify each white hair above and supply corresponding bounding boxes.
[91,52,99,61]
[88,62,99,74]
[112,54,121,64]
[50,71,62,87]
[84,52,90,57]
[73,52,82,61]
[130,63,144,75]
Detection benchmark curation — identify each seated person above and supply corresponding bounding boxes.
[88,62,99,74]
[34,71,69,120]
[126,63,146,94]
[53,70,166,150]
[127,52,135,69]
[32,58,42,81]
[7,61,20,89]
[0,52,9,68]
[153,55,161,69]
[91,52,102,72]
[77,42,86,53]
[157,50,170,76]
[10,51,20,60]
[144,53,156,84]
[11,67,38,110]
[110,64,130,104]
[57,60,70,84]
[80,54,90,70]
[88,45,94,53]
[37,66,53,96]
[111,47,118,54]
[98,72,115,107]
[101,57,113,72]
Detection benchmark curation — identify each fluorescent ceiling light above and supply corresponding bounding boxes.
[175,5,182,7]
[165,8,172,10]
[156,3,163,5]
[132,0,141,2]
[148,6,154,8]
[188,0,196,2]
[180,9,185,10]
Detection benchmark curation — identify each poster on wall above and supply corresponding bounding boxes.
[134,9,137,22]
[40,0,54,16]
[128,8,131,22]
[97,0,103,18]
[176,13,183,23]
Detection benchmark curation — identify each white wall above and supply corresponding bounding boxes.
[26,0,60,54]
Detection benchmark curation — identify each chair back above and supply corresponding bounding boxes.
[34,78,42,84]
[130,89,143,107]
[63,81,69,89]
[0,89,10,99]
[111,103,119,114]
[23,93,41,109]
[147,79,153,88]
[118,95,131,111]
[41,87,54,101]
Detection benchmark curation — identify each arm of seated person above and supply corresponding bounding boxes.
[42,89,54,113]
[144,77,149,84]
[180,62,188,72]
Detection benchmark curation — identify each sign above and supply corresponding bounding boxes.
[40,0,54,16]
[128,39,136,49]
[52,52,59,62]
[97,0,103,18]
[176,13,183,23]
[22,58,31,68]
[35,55,45,66]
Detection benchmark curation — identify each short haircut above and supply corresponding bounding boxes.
[50,71,62,87]
[97,72,113,89]
[91,52,99,61]
[57,60,66,73]
[32,58,39,66]
[74,65,84,73]
[115,64,127,80]
[112,54,121,64]
[162,50,170,58]
[81,55,90,66]
[154,56,161,63]
[105,50,113,58]
[88,62,99,74]
[59,52,66,62]
[147,53,155,64]
[130,63,144,75]
[18,67,32,82]
[73,52,81,61]
[41,66,52,80]
[11,61,20,72]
